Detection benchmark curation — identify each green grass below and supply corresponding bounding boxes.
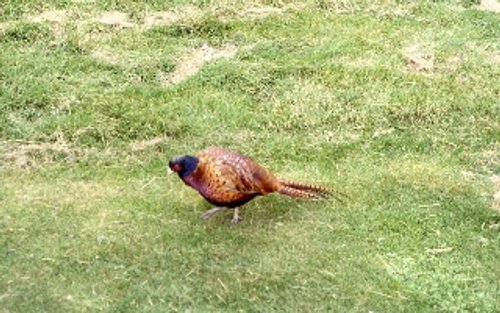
[1,1,499,312]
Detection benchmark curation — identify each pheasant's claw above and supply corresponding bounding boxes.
[231,208,242,224]
[201,207,226,220]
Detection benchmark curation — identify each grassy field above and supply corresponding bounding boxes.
[1,0,499,312]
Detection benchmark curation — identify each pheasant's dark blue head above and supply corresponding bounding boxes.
[168,155,199,177]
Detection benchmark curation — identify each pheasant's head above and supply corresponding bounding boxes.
[168,155,199,177]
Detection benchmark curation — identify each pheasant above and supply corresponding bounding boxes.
[169,147,343,223]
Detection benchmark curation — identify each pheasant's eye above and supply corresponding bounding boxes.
[170,162,182,172]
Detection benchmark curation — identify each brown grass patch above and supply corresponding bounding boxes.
[0,140,88,169]
[475,148,500,170]
[143,5,201,28]
[443,54,463,70]
[165,44,238,85]
[129,136,168,152]
[91,47,120,64]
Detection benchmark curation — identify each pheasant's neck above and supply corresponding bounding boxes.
[182,172,210,197]
[181,170,201,189]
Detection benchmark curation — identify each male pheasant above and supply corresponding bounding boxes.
[169,147,343,223]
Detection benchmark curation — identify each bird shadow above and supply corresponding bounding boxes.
[197,195,321,229]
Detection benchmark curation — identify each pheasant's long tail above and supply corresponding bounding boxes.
[278,180,347,202]
[279,180,330,194]
[277,185,321,199]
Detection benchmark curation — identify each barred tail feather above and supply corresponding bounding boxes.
[279,179,347,203]
[278,185,321,199]
[279,180,330,194]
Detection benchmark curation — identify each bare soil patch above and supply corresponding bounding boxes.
[404,44,434,72]
[0,22,9,33]
[28,10,69,23]
[241,6,283,18]
[98,11,136,28]
[479,0,500,13]
[490,53,500,65]
[165,44,238,85]
[143,11,181,28]
[22,10,70,36]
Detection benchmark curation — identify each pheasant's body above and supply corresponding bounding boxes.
[169,147,340,223]
[182,147,279,207]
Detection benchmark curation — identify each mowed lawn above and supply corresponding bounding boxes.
[0,1,499,312]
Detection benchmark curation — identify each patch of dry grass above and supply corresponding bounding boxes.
[0,139,87,169]
[164,44,238,85]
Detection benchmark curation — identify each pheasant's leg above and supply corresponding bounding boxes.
[201,207,226,220]
[231,208,242,224]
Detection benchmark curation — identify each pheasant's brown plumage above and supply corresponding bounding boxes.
[169,147,342,223]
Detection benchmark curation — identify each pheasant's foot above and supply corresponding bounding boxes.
[231,208,243,224]
[201,207,226,220]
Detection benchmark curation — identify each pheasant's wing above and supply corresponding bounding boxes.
[212,158,261,195]
[200,147,278,195]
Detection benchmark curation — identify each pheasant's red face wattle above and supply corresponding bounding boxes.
[169,162,182,173]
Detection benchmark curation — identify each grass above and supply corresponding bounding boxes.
[1,0,499,312]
